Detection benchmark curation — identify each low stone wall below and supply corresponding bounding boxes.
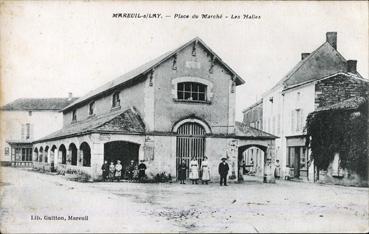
[318,164,368,187]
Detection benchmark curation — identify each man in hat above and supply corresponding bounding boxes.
[218,157,229,186]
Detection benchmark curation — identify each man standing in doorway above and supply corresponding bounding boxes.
[218,157,229,186]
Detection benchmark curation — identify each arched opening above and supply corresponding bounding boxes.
[238,145,267,179]
[39,147,43,162]
[80,142,91,167]
[68,143,78,166]
[50,145,57,164]
[33,148,39,162]
[44,146,49,163]
[59,144,67,165]
[104,141,140,171]
[176,122,206,178]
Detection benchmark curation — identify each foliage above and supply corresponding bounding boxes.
[305,98,368,177]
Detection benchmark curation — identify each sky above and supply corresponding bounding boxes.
[1,1,368,121]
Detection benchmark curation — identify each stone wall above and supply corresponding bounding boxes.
[315,74,369,108]
[153,42,236,135]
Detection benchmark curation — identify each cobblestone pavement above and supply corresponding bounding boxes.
[1,167,368,233]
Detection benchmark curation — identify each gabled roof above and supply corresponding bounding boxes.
[0,98,79,111]
[314,96,367,113]
[63,37,245,112]
[234,121,277,139]
[270,42,363,92]
[34,107,145,143]
[242,99,263,113]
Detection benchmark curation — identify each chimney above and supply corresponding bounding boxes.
[301,53,310,60]
[326,32,337,50]
[68,92,73,101]
[347,60,357,73]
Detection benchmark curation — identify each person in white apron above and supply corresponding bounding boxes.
[189,157,199,184]
[201,156,210,184]
[115,160,123,182]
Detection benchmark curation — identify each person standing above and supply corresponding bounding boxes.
[201,156,210,184]
[108,161,115,182]
[274,159,281,179]
[189,157,199,184]
[132,165,139,182]
[238,160,246,181]
[218,157,229,186]
[249,158,255,174]
[126,160,135,182]
[264,158,276,183]
[178,159,187,184]
[138,160,147,182]
[101,160,109,182]
[115,160,123,182]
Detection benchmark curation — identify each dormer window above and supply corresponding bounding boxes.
[112,92,121,108]
[177,82,207,101]
[72,110,77,121]
[89,101,95,115]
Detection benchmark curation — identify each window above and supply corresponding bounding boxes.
[72,110,77,121]
[291,109,304,132]
[112,92,121,108]
[89,101,95,115]
[177,82,207,101]
[22,123,31,140]
[26,123,31,139]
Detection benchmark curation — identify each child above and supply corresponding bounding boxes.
[132,165,139,182]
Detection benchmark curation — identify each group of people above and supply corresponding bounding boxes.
[101,159,147,182]
[177,156,230,186]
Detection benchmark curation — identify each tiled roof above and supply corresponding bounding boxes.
[34,107,145,142]
[315,96,367,112]
[63,37,245,112]
[0,98,78,111]
[271,42,363,91]
[234,121,277,139]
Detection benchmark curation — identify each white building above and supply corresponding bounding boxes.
[0,95,77,166]
[243,32,369,181]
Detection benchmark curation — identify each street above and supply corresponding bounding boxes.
[0,167,368,233]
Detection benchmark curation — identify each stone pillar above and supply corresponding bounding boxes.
[91,142,104,180]
[55,150,59,170]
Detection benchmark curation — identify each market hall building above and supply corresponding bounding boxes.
[33,37,276,181]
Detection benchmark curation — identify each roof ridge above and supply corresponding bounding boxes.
[63,37,245,112]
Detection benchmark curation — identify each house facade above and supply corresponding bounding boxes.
[33,37,276,181]
[243,32,369,181]
[0,95,77,166]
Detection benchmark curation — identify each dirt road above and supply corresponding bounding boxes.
[1,167,368,233]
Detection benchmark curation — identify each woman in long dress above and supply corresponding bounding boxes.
[115,160,123,182]
[189,157,199,184]
[201,156,210,184]
[274,159,281,179]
